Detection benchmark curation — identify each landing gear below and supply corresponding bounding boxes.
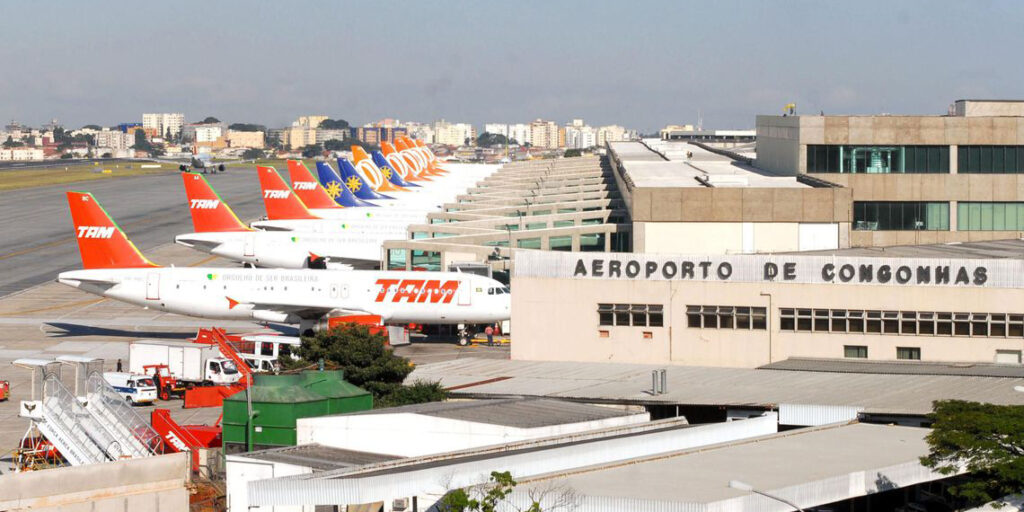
[458,324,469,346]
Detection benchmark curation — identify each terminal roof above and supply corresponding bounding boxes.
[791,238,1024,260]
[342,397,635,428]
[519,422,929,506]
[236,443,400,471]
[610,140,808,189]
[409,357,1024,415]
[764,357,1024,378]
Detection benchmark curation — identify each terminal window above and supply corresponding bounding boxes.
[807,145,949,174]
[780,308,1024,338]
[844,345,868,358]
[598,304,663,327]
[958,146,1024,174]
[853,201,949,231]
[686,305,767,330]
[957,202,1024,231]
[897,347,921,360]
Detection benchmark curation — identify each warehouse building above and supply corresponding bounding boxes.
[510,240,1024,367]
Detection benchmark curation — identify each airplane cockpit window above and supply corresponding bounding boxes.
[488,287,495,295]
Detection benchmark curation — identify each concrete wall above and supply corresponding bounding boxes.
[754,115,802,175]
[955,100,1024,118]
[636,221,841,254]
[296,411,650,457]
[511,276,1024,368]
[0,453,189,512]
[630,186,850,223]
[226,456,311,512]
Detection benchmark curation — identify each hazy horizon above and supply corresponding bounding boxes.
[2,0,1022,132]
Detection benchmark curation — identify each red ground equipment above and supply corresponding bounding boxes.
[151,409,222,471]
[182,328,253,408]
[0,380,9,401]
[144,364,186,401]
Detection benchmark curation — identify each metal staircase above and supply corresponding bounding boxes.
[15,357,161,469]
[83,372,161,458]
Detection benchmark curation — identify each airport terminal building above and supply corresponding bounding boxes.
[512,240,1024,367]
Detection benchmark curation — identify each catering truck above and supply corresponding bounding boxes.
[129,340,241,386]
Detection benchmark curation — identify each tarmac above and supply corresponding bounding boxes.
[0,167,508,472]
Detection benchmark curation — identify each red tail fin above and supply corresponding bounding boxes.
[67,191,159,269]
[256,166,319,220]
[181,173,251,232]
[286,160,341,209]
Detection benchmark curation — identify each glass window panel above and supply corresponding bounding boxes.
[553,220,574,228]
[687,306,701,327]
[994,203,1006,230]
[579,233,605,252]
[549,236,572,251]
[897,347,921,360]
[939,146,950,173]
[387,249,407,270]
[994,146,1006,173]
[517,238,541,249]
[844,345,868,358]
[970,146,981,173]
[526,222,547,230]
[981,203,994,230]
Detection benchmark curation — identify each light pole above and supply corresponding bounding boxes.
[728,480,804,511]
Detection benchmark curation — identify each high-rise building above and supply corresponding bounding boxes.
[433,120,476,146]
[597,125,628,146]
[564,124,598,149]
[295,116,328,129]
[94,129,134,151]
[404,122,435,144]
[529,119,560,149]
[142,113,185,139]
[226,130,265,149]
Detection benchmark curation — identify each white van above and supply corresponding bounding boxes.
[240,354,279,374]
[103,372,158,405]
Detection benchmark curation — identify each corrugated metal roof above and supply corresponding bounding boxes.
[763,357,1024,378]
[238,443,400,471]
[340,397,633,428]
[408,357,1024,415]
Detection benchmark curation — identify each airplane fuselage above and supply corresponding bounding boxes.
[58,267,510,326]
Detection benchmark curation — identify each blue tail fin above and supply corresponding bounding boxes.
[314,161,376,207]
[337,158,393,200]
[373,151,419,188]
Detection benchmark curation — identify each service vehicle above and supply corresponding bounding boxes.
[102,372,158,405]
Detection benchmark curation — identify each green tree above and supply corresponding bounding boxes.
[295,324,415,400]
[477,133,508,148]
[921,400,1024,505]
[82,124,101,130]
[241,148,264,160]
[132,130,151,151]
[563,149,582,158]
[320,118,349,130]
[201,116,220,124]
[3,136,24,148]
[323,139,347,152]
[60,152,74,159]
[376,380,448,408]
[228,123,266,132]
[300,143,323,158]
[438,471,574,512]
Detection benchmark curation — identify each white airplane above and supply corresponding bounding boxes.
[249,165,434,232]
[58,191,511,335]
[174,173,387,269]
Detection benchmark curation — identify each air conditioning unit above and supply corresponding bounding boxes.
[392,498,410,511]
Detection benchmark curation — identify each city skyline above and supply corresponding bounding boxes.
[3,1,1023,131]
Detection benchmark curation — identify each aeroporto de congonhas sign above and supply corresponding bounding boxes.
[514,251,1024,288]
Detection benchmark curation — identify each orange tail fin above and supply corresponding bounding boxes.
[287,160,342,209]
[66,191,159,269]
[181,173,251,232]
[256,166,319,220]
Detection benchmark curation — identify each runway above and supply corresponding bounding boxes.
[0,168,265,297]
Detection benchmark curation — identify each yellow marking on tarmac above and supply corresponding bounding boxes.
[0,297,105,316]
[187,255,220,267]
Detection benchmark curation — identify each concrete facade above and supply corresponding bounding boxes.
[754,101,1024,248]
[0,452,189,511]
[511,250,1024,368]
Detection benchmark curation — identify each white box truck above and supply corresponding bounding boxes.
[129,340,241,386]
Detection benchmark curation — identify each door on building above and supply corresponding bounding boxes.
[146,273,160,300]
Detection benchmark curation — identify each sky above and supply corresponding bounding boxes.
[1,0,1022,133]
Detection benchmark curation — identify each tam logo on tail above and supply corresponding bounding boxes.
[293,181,317,190]
[76,226,115,239]
[189,199,220,209]
[264,190,291,199]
